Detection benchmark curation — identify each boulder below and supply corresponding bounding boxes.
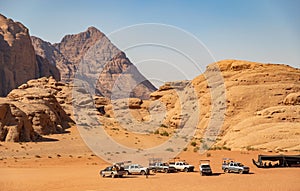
[283,92,300,105]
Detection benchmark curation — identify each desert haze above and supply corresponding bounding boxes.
[0,13,299,191]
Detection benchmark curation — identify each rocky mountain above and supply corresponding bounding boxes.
[0,13,155,99]
[0,14,60,97]
[47,27,156,99]
[54,27,104,66]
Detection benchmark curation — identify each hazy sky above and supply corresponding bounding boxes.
[1,0,299,86]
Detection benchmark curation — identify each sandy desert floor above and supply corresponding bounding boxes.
[0,126,299,191]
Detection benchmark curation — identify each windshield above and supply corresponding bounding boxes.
[202,165,210,168]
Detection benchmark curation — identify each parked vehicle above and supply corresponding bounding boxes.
[148,157,176,173]
[100,163,127,178]
[124,164,149,175]
[149,162,177,173]
[222,158,249,174]
[169,158,194,172]
[252,154,300,168]
[199,160,212,176]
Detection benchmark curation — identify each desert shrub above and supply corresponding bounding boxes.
[190,141,197,147]
[246,146,256,151]
[111,127,119,131]
[160,131,169,137]
[222,146,231,151]
[166,148,174,152]
[193,147,199,152]
[160,124,168,128]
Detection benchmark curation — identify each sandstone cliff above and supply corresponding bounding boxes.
[0,14,61,97]
[0,14,38,96]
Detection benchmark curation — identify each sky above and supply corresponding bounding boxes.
[1,0,299,86]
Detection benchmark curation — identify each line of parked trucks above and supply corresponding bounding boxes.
[99,157,250,178]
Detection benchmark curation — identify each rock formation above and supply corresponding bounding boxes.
[0,99,36,142]
[31,36,74,82]
[0,14,61,97]
[0,14,38,96]
[53,27,157,99]
[0,77,74,142]
[194,60,300,151]
[100,60,300,152]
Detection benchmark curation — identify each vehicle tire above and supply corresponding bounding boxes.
[119,175,123,178]
[239,169,243,174]
[141,170,146,175]
[164,169,168,173]
[101,173,105,178]
[184,168,188,172]
[112,174,116,178]
[224,168,229,173]
[125,171,129,175]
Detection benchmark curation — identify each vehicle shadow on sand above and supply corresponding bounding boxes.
[124,174,158,179]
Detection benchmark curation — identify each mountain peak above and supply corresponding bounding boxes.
[86,26,102,33]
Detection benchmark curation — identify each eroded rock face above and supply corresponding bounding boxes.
[0,14,62,97]
[0,99,36,142]
[36,54,60,81]
[0,77,74,142]
[8,88,71,135]
[202,60,300,151]
[32,26,156,99]
[0,14,38,96]
[54,27,104,66]
[31,36,73,82]
[54,27,157,99]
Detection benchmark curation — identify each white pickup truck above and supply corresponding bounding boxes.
[124,164,149,175]
[169,161,194,172]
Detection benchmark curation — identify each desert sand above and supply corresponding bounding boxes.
[1,126,299,191]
